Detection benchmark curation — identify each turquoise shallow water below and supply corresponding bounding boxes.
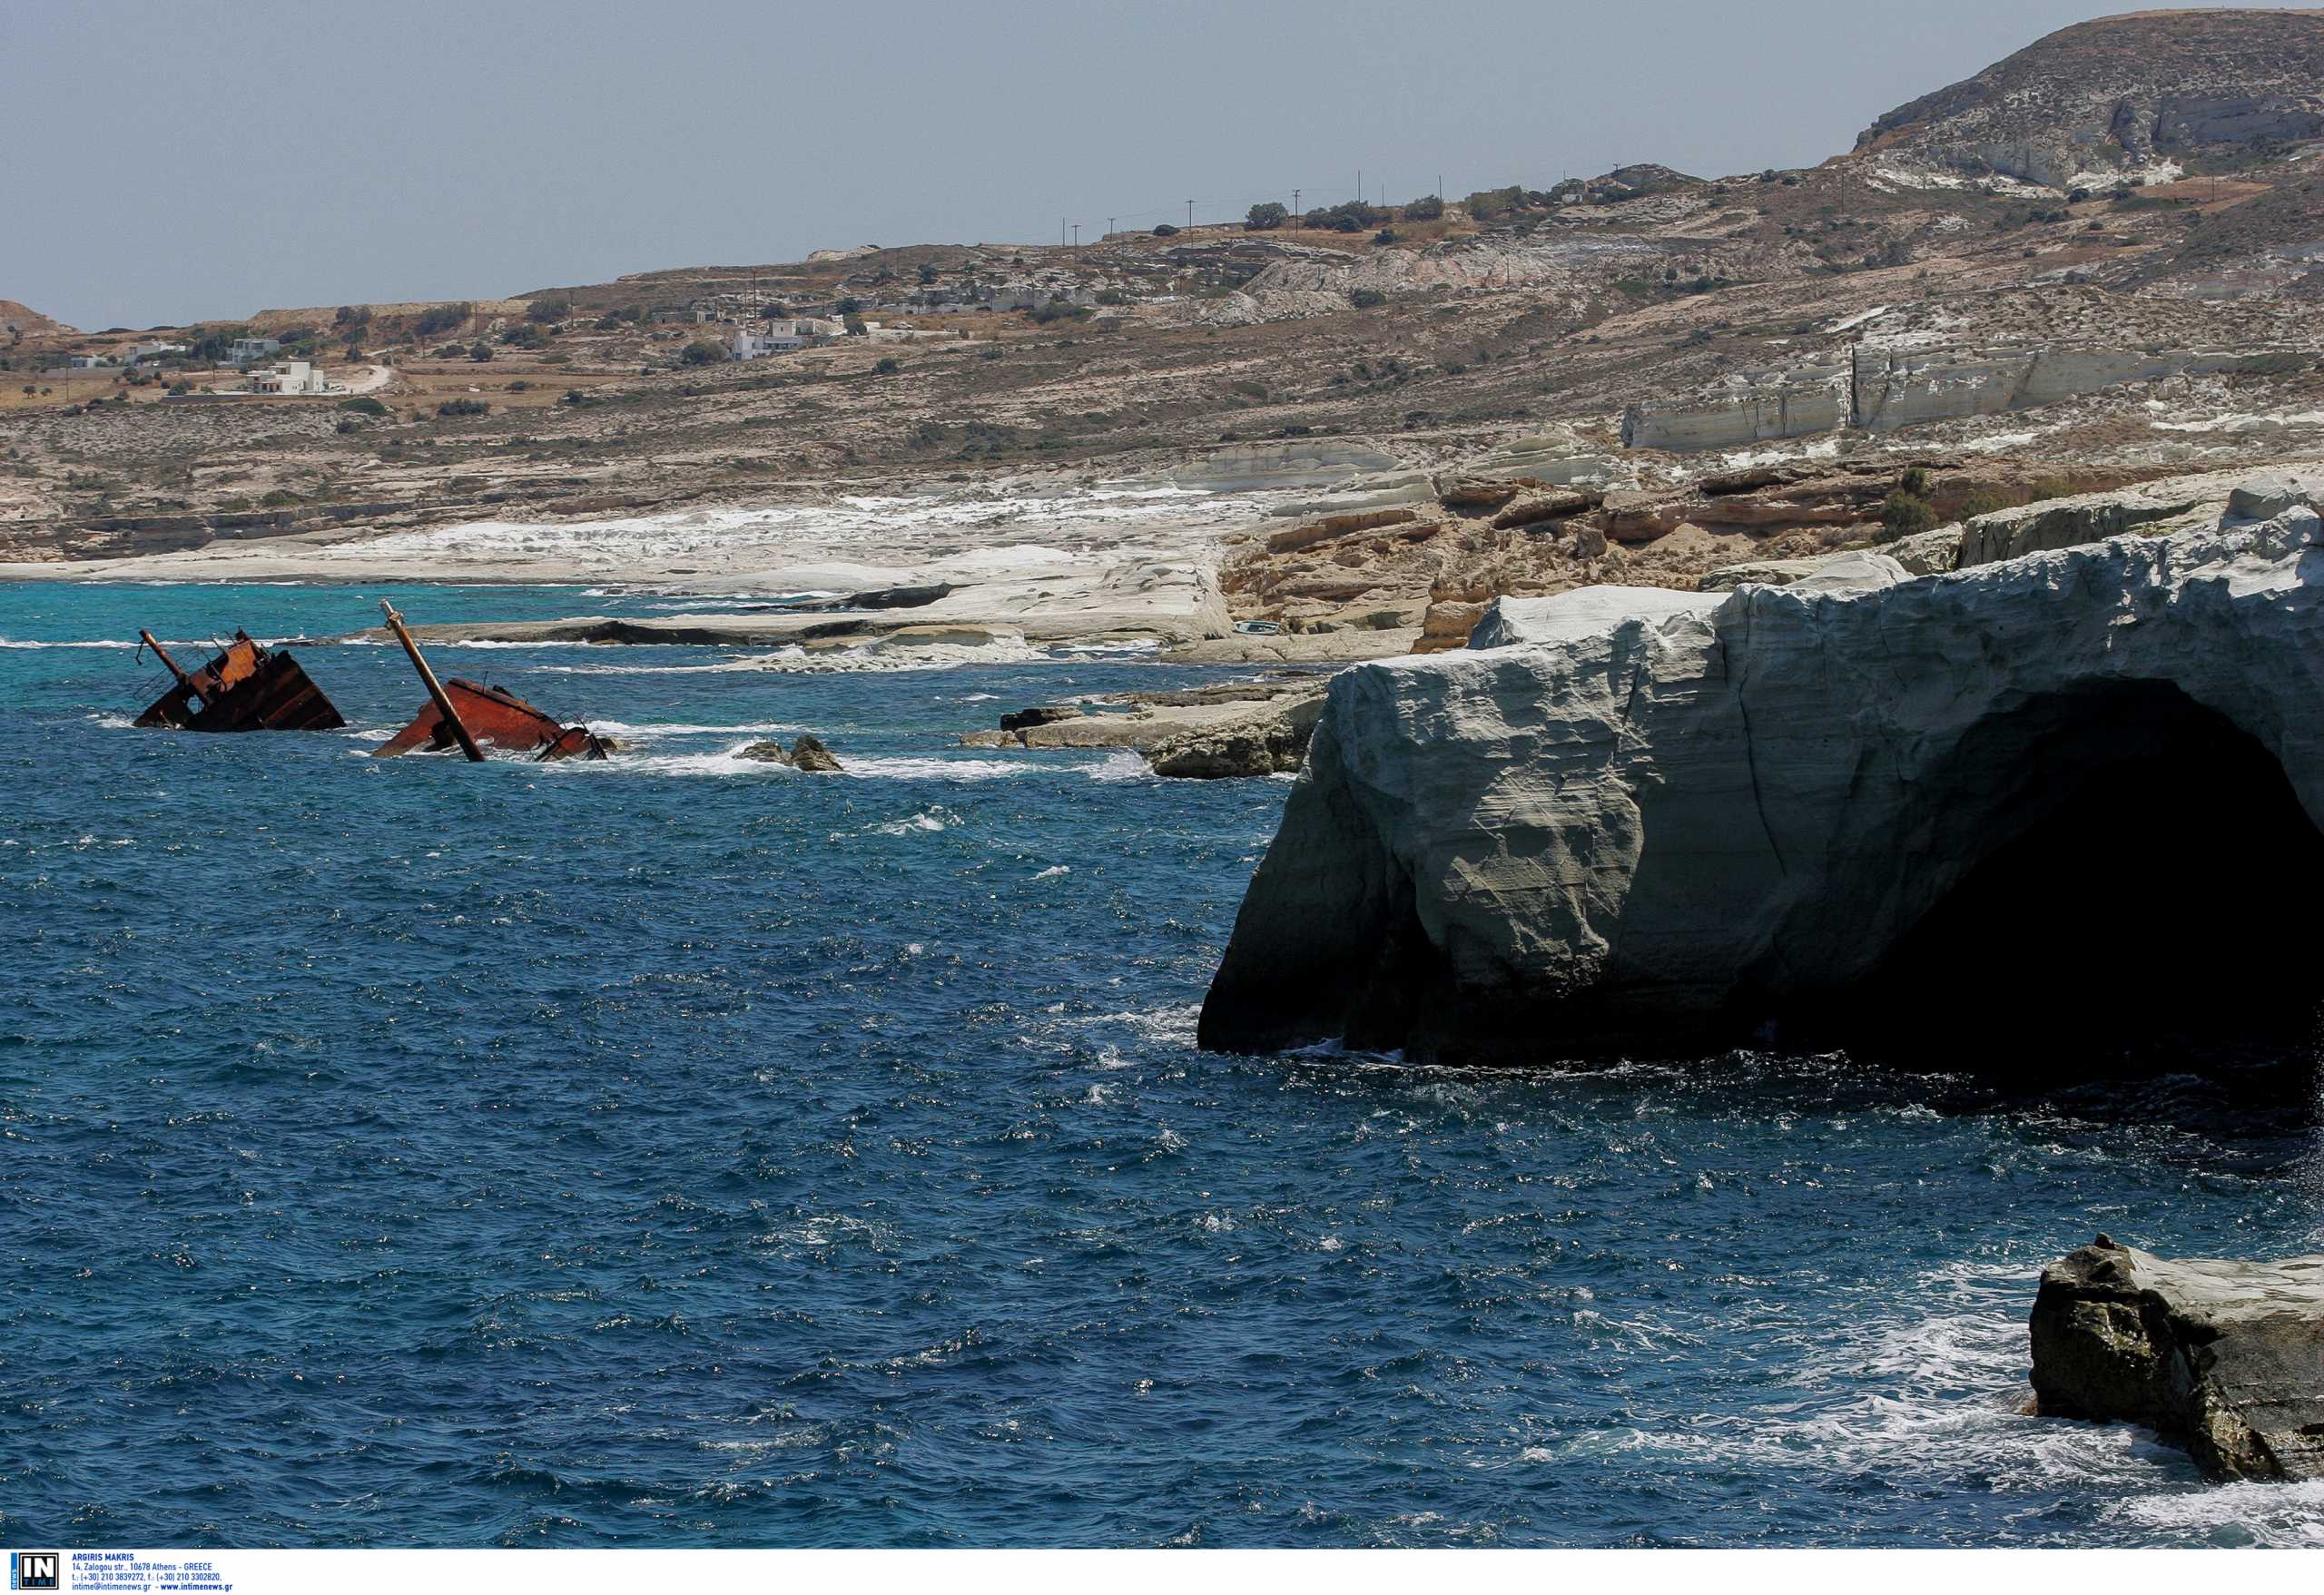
[2,581,2321,1548]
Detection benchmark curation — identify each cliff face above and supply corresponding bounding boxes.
[1856,9,2324,188]
[1198,481,2324,1065]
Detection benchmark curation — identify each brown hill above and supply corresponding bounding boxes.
[1856,8,2324,188]
[0,299,74,338]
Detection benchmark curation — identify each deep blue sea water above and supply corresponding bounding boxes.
[3,581,2321,1548]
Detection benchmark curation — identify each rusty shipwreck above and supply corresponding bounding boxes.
[134,630,347,733]
[372,601,608,762]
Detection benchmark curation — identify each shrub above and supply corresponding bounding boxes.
[500,322,549,349]
[679,340,724,366]
[1374,229,1398,244]
[1029,300,1089,325]
[414,303,471,338]
[2027,477,2075,503]
[1880,489,1938,537]
[873,356,901,375]
[1305,201,1382,233]
[1349,289,1387,309]
[260,489,300,508]
[505,379,532,392]
[1958,490,2010,518]
[1246,202,1288,231]
[836,297,862,314]
[436,398,488,418]
[526,299,569,324]
[1095,289,1128,306]
[468,341,493,362]
[337,396,387,417]
[333,305,371,329]
[1151,223,1178,237]
[1404,193,1444,221]
[1899,467,1934,497]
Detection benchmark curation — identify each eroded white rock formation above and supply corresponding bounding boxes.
[1199,497,2324,1062]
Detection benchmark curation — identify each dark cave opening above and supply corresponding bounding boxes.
[1833,681,2324,1084]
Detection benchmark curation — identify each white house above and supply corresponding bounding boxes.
[732,327,806,359]
[246,360,330,396]
[227,337,282,366]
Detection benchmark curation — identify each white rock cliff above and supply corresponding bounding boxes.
[1199,502,2324,1063]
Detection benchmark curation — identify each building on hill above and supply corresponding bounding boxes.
[245,360,331,396]
[225,337,281,367]
[732,326,806,359]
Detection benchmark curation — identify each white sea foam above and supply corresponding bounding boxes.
[872,810,960,836]
[2105,1481,2324,1546]
[585,720,799,737]
[840,756,1029,782]
[1,637,140,649]
[1083,750,1154,783]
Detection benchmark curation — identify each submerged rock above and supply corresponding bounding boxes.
[1198,507,2324,1063]
[1000,704,1085,734]
[787,734,842,773]
[737,735,842,772]
[2031,1240,2324,1482]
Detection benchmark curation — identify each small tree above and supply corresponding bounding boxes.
[526,298,569,324]
[874,357,901,374]
[679,340,724,366]
[468,341,493,363]
[1246,202,1288,231]
[1349,289,1387,309]
[1404,194,1445,221]
[1151,222,1178,237]
[1880,488,1938,538]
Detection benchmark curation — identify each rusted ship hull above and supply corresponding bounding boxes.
[373,677,609,761]
[134,632,346,733]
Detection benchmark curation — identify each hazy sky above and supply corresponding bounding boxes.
[4,1,2304,330]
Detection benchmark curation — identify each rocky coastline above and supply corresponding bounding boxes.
[1197,468,2324,1065]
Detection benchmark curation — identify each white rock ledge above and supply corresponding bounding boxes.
[1198,510,2324,1063]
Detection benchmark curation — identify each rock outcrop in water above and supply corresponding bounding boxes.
[2031,1239,2324,1482]
[1198,490,2324,1063]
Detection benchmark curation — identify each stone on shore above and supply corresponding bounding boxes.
[2030,1239,2324,1482]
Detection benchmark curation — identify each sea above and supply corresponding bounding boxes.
[3,580,2320,1548]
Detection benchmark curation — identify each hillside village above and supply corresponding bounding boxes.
[8,9,2324,658]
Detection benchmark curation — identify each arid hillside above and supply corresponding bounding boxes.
[6,6,2324,592]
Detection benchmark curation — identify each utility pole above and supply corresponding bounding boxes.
[1061,217,1068,247]
[1186,198,1195,229]
[1108,216,1116,237]
[1293,187,1301,225]
[1072,222,1080,247]
[1358,169,1363,204]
